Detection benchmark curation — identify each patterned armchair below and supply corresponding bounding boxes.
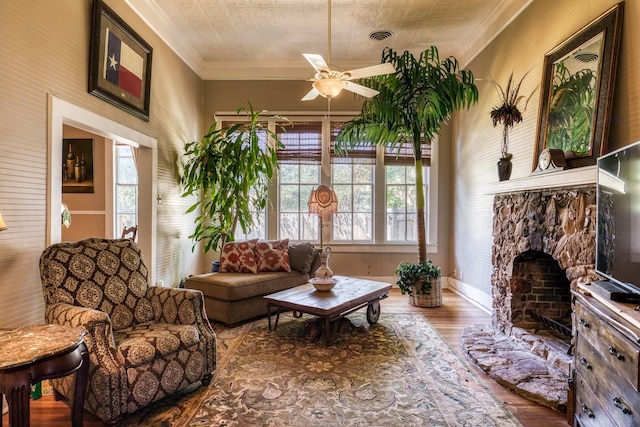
[39,238,216,424]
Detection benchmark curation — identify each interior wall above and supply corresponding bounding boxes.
[451,0,640,309]
[0,0,203,328]
[201,80,453,279]
[61,125,107,242]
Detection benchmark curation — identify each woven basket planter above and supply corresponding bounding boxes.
[409,277,442,308]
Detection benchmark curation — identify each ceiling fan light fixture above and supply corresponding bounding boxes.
[313,78,347,99]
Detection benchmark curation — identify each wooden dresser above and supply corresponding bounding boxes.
[572,284,640,427]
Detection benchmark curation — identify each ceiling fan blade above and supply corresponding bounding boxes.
[344,62,396,80]
[344,81,379,98]
[303,53,329,73]
[301,87,320,101]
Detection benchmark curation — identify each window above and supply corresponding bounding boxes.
[330,122,375,241]
[115,144,137,233]
[385,142,431,242]
[213,113,436,248]
[276,122,321,241]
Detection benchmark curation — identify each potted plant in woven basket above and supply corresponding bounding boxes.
[395,260,442,308]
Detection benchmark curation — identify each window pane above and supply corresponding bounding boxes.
[278,162,320,240]
[385,165,427,242]
[280,185,299,212]
[280,213,301,240]
[279,164,299,184]
[117,214,136,230]
[117,186,136,213]
[387,186,406,213]
[332,163,373,242]
[332,164,352,183]
[353,185,371,212]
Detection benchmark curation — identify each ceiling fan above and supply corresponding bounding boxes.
[301,0,396,101]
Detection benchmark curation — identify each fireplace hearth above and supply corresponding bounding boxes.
[462,185,597,412]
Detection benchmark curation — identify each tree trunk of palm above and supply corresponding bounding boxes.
[415,157,427,263]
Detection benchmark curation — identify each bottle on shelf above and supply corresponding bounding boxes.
[80,153,87,181]
[74,155,81,183]
[66,144,74,180]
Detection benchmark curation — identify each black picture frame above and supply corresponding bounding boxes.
[62,139,94,193]
[533,2,624,170]
[89,0,152,121]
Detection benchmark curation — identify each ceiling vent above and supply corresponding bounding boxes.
[369,30,394,41]
[574,52,598,62]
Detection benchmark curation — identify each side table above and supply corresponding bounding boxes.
[0,324,89,427]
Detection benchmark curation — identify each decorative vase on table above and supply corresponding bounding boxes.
[314,246,333,280]
[497,154,513,181]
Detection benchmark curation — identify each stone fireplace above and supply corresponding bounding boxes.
[462,170,600,412]
[491,186,598,333]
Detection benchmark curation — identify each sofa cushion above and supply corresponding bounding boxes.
[114,322,200,368]
[256,239,291,272]
[288,242,315,273]
[219,239,258,273]
[186,271,308,302]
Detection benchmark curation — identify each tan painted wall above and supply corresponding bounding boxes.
[0,0,203,328]
[451,0,640,308]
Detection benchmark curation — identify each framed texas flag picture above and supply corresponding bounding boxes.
[89,0,152,121]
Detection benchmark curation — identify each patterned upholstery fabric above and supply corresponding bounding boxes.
[255,239,292,272]
[40,238,216,424]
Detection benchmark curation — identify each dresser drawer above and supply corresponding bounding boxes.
[575,338,640,426]
[574,372,614,427]
[575,299,640,391]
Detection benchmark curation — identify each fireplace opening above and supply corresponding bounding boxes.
[510,250,572,343]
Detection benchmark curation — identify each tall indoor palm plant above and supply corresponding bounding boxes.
[335,46,478,266]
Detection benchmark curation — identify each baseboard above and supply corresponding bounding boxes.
[446,278,492,314]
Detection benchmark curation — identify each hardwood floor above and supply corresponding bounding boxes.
[3,288,569,426]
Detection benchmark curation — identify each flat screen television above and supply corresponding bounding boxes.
[596,139,640,299]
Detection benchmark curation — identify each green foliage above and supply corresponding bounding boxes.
[334,46,478,264]
[395,260,442,296]
[181,103,287,253]
[546,63,597,155]
[488,71,535,158]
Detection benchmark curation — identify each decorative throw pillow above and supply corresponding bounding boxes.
[219,239,258,273]
[288,242,315,273]
[255,239,291,273]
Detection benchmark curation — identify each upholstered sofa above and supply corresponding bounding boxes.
[39,238,216,425]
[186,241,320,325]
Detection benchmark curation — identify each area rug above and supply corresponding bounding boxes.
[121,313,522,426]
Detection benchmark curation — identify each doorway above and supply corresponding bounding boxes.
[47,95,157,284]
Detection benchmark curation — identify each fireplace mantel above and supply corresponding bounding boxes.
[485,165,596,195]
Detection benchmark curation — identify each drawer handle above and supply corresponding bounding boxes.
[608,346,625,361]
[579,317,590,328]
[580,357,592,370]
[613,397,632,415]
[581,404,595,418]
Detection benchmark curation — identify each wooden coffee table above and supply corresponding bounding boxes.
[264,276,392,344]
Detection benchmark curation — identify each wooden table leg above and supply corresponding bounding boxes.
[71,342,89,427]
[3,369,31,427]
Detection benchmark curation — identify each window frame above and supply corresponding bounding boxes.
[213,112,440,254]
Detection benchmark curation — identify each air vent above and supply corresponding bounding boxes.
[369,30,393,41]
[574,52,598,62]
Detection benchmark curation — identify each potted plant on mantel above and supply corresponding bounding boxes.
[489,70,535,181]
[181,103,287,271]
[335,46,478,307]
